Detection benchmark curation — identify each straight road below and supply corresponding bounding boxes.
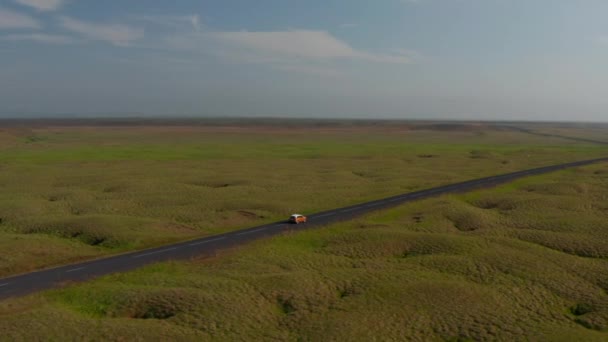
[1,157,607,300]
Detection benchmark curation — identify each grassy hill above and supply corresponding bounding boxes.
[1,161,607,340]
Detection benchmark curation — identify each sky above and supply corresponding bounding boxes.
[0,0,608,121]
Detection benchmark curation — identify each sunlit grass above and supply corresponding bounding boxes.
[0,123,606,278]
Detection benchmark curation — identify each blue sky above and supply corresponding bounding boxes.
[1,0,608,121]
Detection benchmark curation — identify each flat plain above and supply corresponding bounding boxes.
[0,119,607,340]
[0,120,606,277]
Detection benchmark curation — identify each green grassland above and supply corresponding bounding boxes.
[0,122,606,277]
[1,160,607,340]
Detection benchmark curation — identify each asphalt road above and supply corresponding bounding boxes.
[1,157,607,300]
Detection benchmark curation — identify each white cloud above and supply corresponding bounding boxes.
[59,16,144,46]
[212,30,357,60]
[163,29,411,76]
[135,14,201,31]
[0,33,74,44]
[14,0,65,11]
[0,7,40,29]
[200,30,410,64]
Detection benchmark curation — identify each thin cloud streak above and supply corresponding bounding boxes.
[134,14,201,32]
[0,33,74,44]
[0,7,40,29]
[14,0,65,11]
[59,16,144,46]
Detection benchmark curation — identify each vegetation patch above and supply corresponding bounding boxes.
[276,295,297,315]
[445,202,499,231]
[571,303,595,316]
[469,150,495,159]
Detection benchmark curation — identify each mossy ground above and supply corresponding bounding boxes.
[1,157,608,340]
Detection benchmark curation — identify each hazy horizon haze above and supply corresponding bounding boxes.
[1,0,607,122]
